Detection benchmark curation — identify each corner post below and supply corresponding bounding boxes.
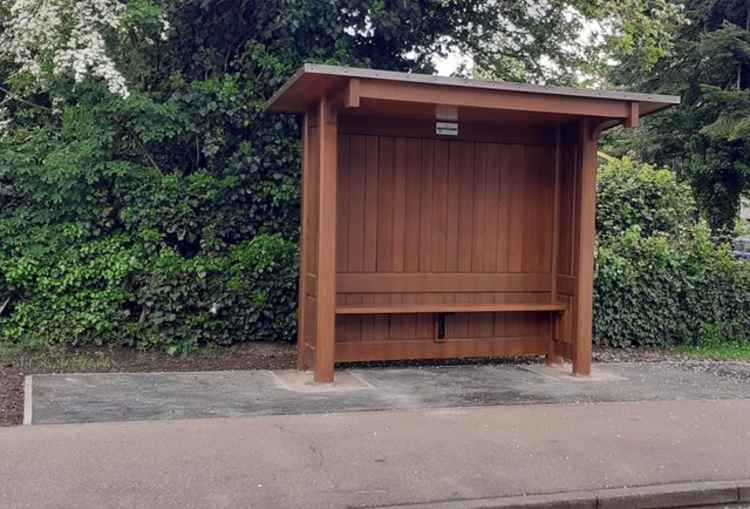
[573,119,599,376]
[314,95,338,383]
[547,123,564,366]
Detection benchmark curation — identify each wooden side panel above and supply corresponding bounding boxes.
[298,110,320,368]
[556,136,579,278]
[552,123,593,368]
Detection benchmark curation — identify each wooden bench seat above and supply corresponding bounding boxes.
[335,303,567,315]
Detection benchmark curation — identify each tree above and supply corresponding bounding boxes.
[0,0,689,350]
[605,0,750,239]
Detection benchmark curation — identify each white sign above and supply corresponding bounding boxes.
[436,121,458,136]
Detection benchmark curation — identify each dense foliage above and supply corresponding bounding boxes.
[0,0,745,352]
[3,0,668,351]
[594,225,750,347]
[596,156,696,241]
[594,156,750,347]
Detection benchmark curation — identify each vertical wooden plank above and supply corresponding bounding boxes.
[446,141,461,272]
[483,143,501,272]
[374,136,395,342]
[496,145,511,272]
[569,142,580,279]
[540,150,555,274]
[360,294,379,341]
[458,142,475,272]
[522,147,555,274]
[431,140,450,272]
[521,147,542,273]
[394,138,423,343]
[376,138,395,271]
[336,135,350,273]
[404,138,422,272]
[392,138,408,272]
[335,135,353,347]
[314,96,338,383]
[547,124,564,366]
[492,293,507,337]
[573,120,597,376]
[347,136,366,272]
[363,136,379,272]
[419,139,435,272]
[507,145,524,272]
[360,136,379,341]
[471,143,487,272]
[370,293,391,341]
[450,141,475,336]
[297,112,311,370]
[342,294,363,341]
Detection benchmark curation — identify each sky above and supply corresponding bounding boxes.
[434,51,466,76]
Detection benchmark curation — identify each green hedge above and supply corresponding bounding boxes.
[0,62,303,353]
[0,229,297,353]
[2,110,749,351]
[593,156,750,347]
[594,224,750,347]
[596,156,697,241]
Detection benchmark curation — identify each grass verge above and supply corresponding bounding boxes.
[675,341,750,361]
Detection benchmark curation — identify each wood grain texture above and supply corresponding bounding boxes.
[314,97,338,383]
[357,79,632,118]
[297,112,311,369]
[338,134,556,278]
[573,120,598,376]
[335,337,549,362]
[281,72,672,379]
[332,127,562,355]
[336,303,566,314]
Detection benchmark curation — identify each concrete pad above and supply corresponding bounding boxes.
[28,362,750,425]
[2,400,750,509]
[272,369,373,392]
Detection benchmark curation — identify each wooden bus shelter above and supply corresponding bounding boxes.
[266,64,679,383]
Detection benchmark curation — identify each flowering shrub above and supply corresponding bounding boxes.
[0,0,168,97]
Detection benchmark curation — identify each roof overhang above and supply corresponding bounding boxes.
[266,64,680,128]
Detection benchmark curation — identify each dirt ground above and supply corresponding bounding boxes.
[0,343,688,427]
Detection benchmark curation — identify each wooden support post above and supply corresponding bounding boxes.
[314,96,338,383]
[547,123,564,366]
[573,119,598,376]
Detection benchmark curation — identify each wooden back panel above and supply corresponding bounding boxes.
[335,118,559,344]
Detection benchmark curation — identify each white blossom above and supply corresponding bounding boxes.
[0,106,11,138]
[0,0,169,98]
